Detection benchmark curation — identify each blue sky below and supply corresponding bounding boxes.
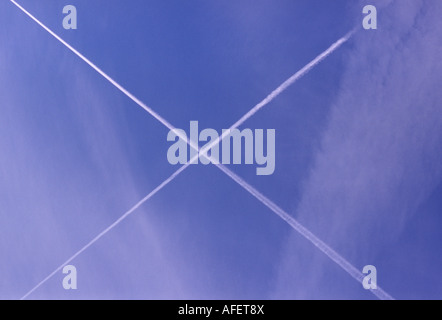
[0,0,441,299]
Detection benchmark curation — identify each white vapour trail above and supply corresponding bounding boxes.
[214,165,394,300]
[226,28,357,136]
[9,0,177,134]
[195,29,357,161]
[12,0,385,300]
[20,164,189,300]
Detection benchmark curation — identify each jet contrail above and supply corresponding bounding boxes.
[214,164,394,300]
[225,28,357,136]
[193,29,357,161]
[9,0,177,135]
[20,164,189,300]
[12,0,391,300]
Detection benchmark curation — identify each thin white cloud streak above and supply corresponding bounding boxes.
[9,0,176,134]
[20,163,189,300]
[214,164,393,300]
[225,28,357,136]
[12,0,381,300]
